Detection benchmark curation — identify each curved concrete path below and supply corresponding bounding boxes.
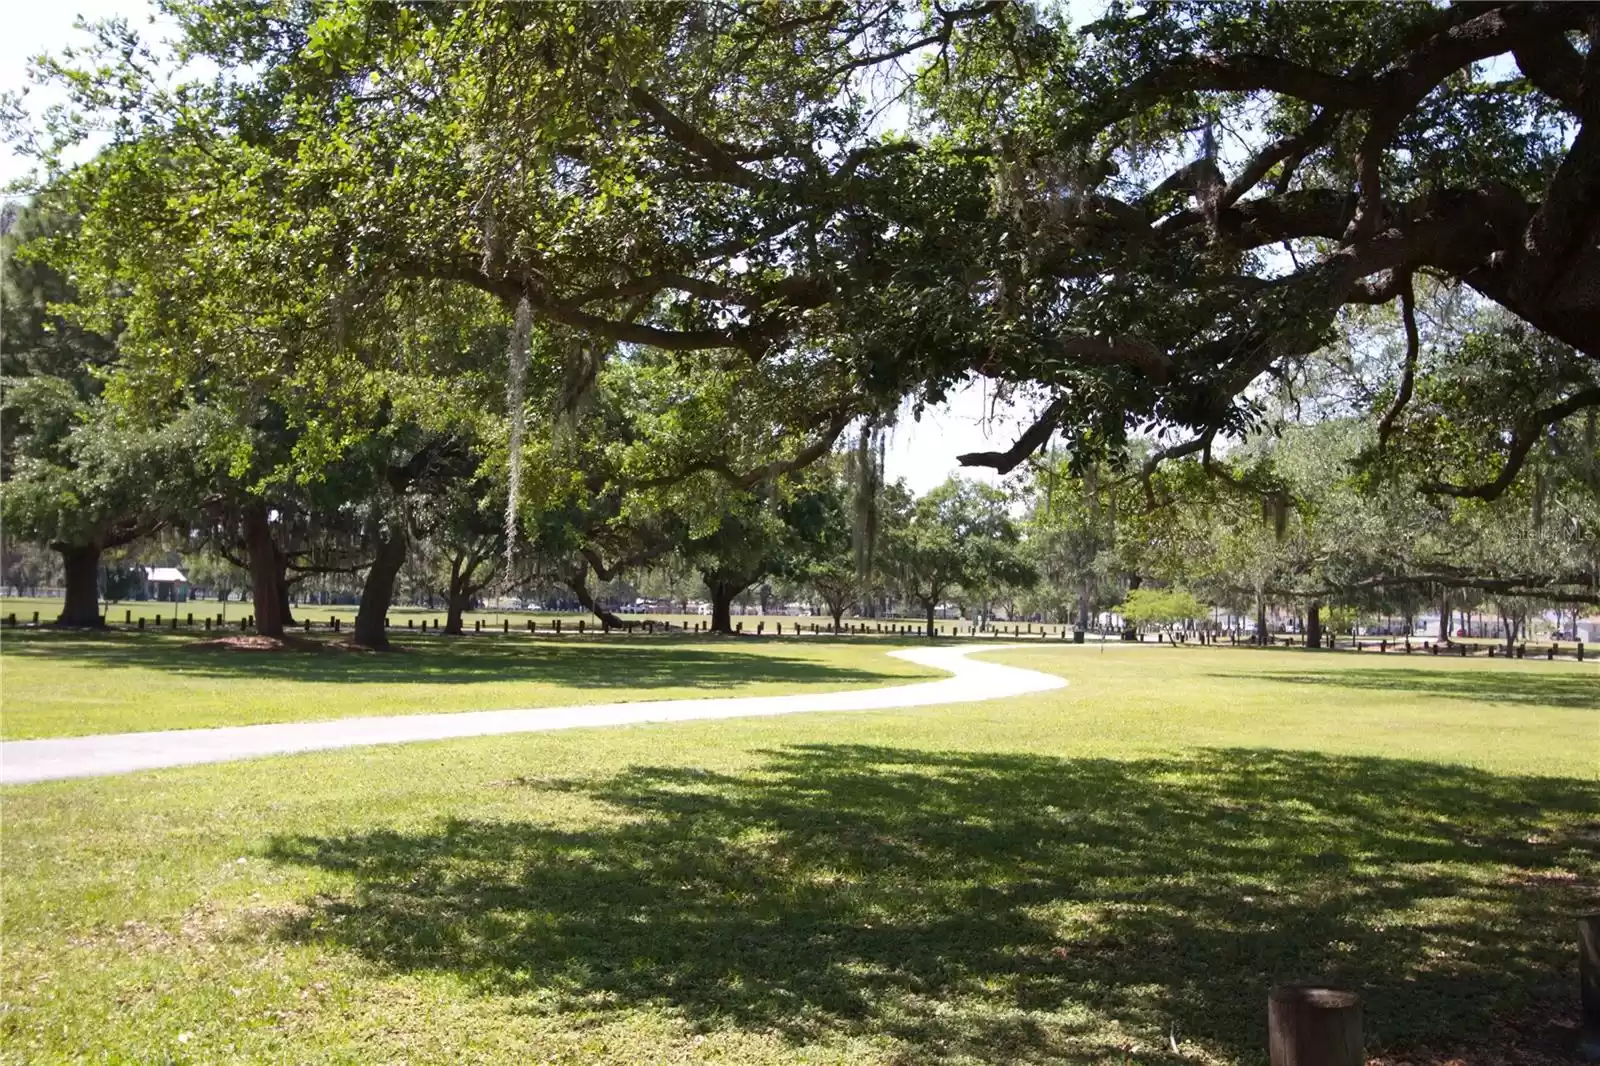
[0,644,1066,785]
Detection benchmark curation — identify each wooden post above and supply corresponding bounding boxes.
[1548,642,1556,660]
[205,617,211,631]
[32,611,39,624]
[502,619,509,633]
[475,619,481,633]
[125,610,132,624]
[1579,914,1600,1059]
[1268,986,1362,1066]
[186,612,193,626]
[1579,642,1585,662]
[577,619,585,634]
[409,619,414,629]
[554,618,561,634]
[138,617,145,630]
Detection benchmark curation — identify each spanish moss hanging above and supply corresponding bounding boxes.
[504,295,532,570]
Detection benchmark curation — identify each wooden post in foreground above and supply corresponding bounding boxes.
[1268,986,1361,1066]
[1580,914,1600,1060]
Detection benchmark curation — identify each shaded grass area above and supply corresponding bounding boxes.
[0,630,936,739]
[267,746,1598,1064]
[2,646,1596,1064]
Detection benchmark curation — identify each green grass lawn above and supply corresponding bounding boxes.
[0,630,939,739]
[1,645,1595,1064]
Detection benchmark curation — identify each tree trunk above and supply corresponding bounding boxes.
[55,543,104,627]
[444,555,468,635]
[710,583,735,635]
[243,502,285,638]
[1439,589,1451,640]
[353,528,407,649]
[1500,609,1520,656]
[574,582,624,627]
[278,566,297,628]
[1305,601,1323,650]
[925,599,937,639]
[1076,578,1091,632]
[830,605,844,633]
[1256,593,1268,646]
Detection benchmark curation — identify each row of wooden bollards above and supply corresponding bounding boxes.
[1350,637,1585,662]
[1268,915,1600,1064]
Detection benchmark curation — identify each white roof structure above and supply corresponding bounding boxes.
[141,566,188,583]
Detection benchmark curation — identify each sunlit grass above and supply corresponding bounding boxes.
[0,630,938,739]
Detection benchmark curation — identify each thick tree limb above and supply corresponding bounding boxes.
[1220,110,1336,212]
[1512,27,1591,114]
[627,87,764,190]
[955,395,1065,474]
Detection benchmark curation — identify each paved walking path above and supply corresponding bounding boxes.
[0,644,1066,785]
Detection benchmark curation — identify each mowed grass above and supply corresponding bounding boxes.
[1,645,1596,1065]
[0,630,939,739]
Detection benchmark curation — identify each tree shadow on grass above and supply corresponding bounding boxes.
[1210,666,1600,710]
[0,629,913,690]
[265,746,1600,1064]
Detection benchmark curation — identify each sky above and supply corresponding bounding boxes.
[2,0,1035,496]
